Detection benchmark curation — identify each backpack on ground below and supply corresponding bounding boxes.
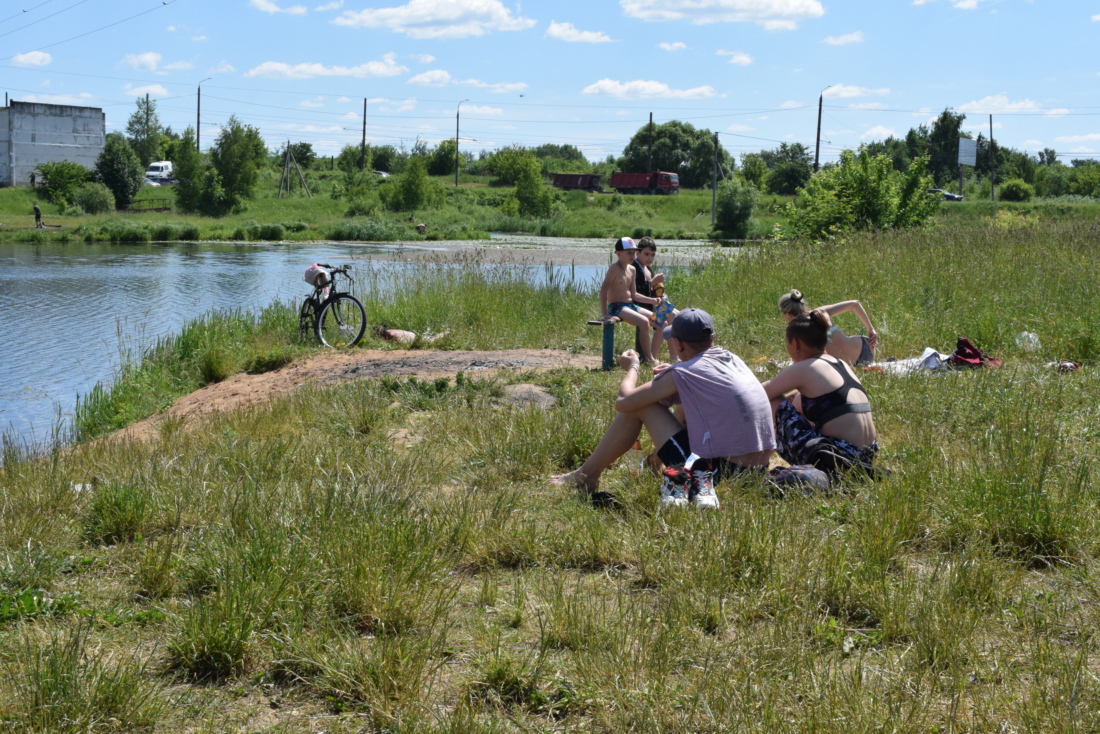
[947,337,1002,369]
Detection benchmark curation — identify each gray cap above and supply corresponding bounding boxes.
[663,308,715,342]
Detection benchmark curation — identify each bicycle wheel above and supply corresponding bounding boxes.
[299,296,320,342]
[316,294,366,348]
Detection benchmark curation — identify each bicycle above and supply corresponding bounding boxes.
[299,263,367,348]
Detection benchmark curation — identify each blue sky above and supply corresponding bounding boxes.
[4,0,1098,164]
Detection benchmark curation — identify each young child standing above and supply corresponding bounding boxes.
[600,237,661,362]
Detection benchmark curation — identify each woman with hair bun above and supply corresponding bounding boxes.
[762,309,878,473]
[778,289,879,367]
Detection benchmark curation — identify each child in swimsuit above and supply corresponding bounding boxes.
[599,237,662,361]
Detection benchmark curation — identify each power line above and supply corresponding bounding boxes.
[0,0,62,24]
[0,0,90,39]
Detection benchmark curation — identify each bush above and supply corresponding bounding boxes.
[381,157,442,212]
[998,178,1035,202]
[62,204,85,217]
[345,196,381,218]
[714,177,760,238]
[94,133,144,210]
[513,157,553,218]
[329,219,400,241]
[256,223,285,241]
[36,160,92,204]
[71,182,115,214]
[99,221,151,243]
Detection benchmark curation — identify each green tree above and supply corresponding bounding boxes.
[381,156,442,211]
[35,160,91,204]
[713,177,759,238]
[428,139,458,176]
[336,143,369,174]
[71,182,115,214]
[926,109,966,186]
[738,153,769,190]
[620,120,732,189]
[277,141,317,170]
[763,143,813,195]
[510,156,552,217]
[861,136,911,172]
[1038,148,1058,166]
[788,151,939,239]
[126,96,163,168]
[172,127,204,213]
[94,133,145,210]
[209,115,268,207]
[488,146,534,185]
[372,145,399,173]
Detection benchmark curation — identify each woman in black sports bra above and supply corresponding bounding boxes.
[761,310,878,474]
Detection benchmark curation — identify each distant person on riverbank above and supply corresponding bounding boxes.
[33,202,43,228]
[599,237,661,362]
[551,308,775,508]
[779,289,879,366]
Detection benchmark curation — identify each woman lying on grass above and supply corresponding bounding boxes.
[762,309,879,475]
[779,289,879,366]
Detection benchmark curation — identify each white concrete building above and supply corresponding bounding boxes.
[0,101,106,187]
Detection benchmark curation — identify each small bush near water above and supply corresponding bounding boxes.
[6,219,1100,730]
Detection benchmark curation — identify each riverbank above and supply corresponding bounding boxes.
[3,219,1100,731]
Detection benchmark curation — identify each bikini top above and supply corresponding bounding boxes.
[800,357,871,430]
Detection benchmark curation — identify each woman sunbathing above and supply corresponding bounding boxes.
[778,289,878,366]
[762,310,878,474]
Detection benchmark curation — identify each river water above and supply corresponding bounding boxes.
[0,238,629,446]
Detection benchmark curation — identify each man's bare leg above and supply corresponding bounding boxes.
[550,404,683,490]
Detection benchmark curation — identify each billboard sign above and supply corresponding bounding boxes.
[958,137,977,166]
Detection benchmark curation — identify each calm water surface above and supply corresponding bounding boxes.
[0,240,607,445]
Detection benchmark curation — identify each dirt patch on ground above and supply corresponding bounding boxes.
[113,348,599,442]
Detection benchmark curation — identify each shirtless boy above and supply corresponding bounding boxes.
[599,237,661,361]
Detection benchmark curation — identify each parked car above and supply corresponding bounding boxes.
[143,177,161,187]
[927,188,963,202]
[372,170,390,178]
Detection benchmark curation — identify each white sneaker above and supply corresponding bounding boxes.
[658,467,690,508]
[689,467,720,510]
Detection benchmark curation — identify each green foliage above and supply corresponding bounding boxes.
[713,177,759,238]
[788,150,939,239]
[739,153,769,190]
[488,146,534,185]
[428,138,459,176]
[172,126,204,214]
[335,143,368,174]
[84,482,151,544]
[126,95,163,167]
[382,156,442,211]
[927,109,967,186]
[512,157,552,217]
[71,182,115,214]
[998,178,1035,202]
[209,115,268,206]
[620,120,733,189]
[35,160,92,204]
[372,144,398,173]
[279,141,316,169]
[763,143,813,195]
[329,218,401,241]
[94,133,145,210]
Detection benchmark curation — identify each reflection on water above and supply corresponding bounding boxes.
[0,240,606,446]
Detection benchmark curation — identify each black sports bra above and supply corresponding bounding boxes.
[800,357,871,430]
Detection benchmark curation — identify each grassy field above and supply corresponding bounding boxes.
[3,217,1100,731]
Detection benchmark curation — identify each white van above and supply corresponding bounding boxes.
[145,161,173,181]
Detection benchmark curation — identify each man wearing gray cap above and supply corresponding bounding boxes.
[551,308,776,508]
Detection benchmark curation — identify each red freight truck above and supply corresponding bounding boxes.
[550,173,604,192]
[609,170,680,195]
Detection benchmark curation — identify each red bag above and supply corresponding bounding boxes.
[947,337,1002,369]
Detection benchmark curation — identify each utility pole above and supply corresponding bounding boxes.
[989,114,995,203]
[360,98,367,171]
[814,91,824,173]
[196,78,211,152]
[455,99,468,187]
[647,112,653,171]
[711,132,719,228]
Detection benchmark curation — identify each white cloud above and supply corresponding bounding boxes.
[861,125,895,140]
[167,25,177,31]
[546,20,612,43]
[414,53,435,63]
[965,121,1002,131]
[378,98,417,113]
[163,60,194,71]
[463,104,503,115]
[581,78,716,100]
[315,0,343,9]
[958,94,1039,114]
[12,51,52,67]
[192,35,207,41]
[620,0,824,30]
[912,107,931,117]
[123,52,161,71]
[717,50,752,65]
[727,123,754,132]
[300,96,325,108]
[125,84,169,97]
[1024,139,1043,147]
[246,53,407,79]
[848,102,886,110]
[337,96,352,102]
[22,92,94,105]
[823,31,863,45]
[779,100,802,108]
[1093,14,1100,21]
[1045,108,1069,118]
[913,0,989,7]
[209,61,235,73]
[250,0,307,14]
[341,111,359,120]
[335,0,535,39]
[659,41,686,51]
[824,84,890,98]
[1056,133,1100,143]
[407,69,526,93]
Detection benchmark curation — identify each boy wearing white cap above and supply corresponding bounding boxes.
[598,237,662,361]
